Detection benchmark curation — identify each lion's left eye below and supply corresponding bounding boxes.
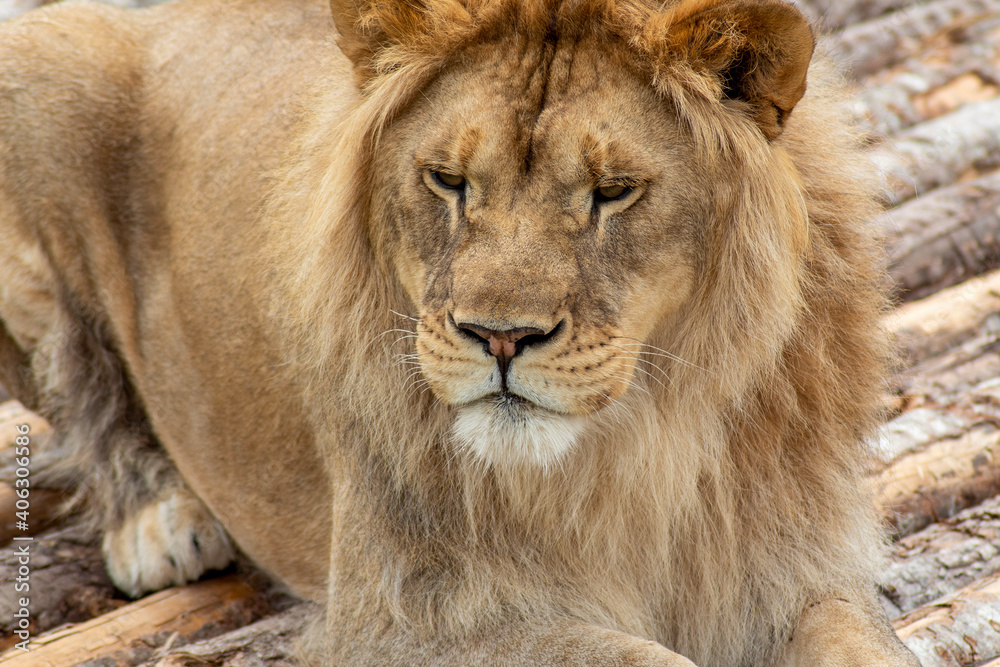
[432,171,466,190]
[594,184,631,203]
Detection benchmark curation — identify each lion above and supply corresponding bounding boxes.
[0,0,919,664]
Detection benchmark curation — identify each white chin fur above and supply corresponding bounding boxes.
[452,397,586,470]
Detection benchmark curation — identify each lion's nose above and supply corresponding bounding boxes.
[453,321,558,365]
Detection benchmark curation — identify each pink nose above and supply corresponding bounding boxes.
[454,323,545,362]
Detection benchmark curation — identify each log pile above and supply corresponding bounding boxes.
[2,0,1000,664]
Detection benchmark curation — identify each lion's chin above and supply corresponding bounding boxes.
[451,395,586,470]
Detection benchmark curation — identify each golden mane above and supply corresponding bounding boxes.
[260,2,889,664]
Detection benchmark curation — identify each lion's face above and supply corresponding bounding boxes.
[374,36,710,468]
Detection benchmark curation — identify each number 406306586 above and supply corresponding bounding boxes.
[13,423,30,529]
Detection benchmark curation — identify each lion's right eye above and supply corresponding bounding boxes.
[594,183,631,203]
[432,171,466,190]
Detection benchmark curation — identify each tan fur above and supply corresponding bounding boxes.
[0,0,918,664]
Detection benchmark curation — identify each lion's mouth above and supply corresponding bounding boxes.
[490,391,531,414]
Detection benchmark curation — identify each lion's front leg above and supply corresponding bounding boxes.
[318,617,699,666]
[0,178,235,599]
[777,598,919,667]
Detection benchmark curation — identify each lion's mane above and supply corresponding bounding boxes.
[263,1,888,664]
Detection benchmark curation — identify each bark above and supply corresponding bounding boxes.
[875,419,1000,537]
[854,59,1000,138]
[880,170,1000,301]
[873,407,974,465]
[894,573,1000,666]
[0,574,272,665]
[886,269,1000,365]
[0,525,122,651]
[894,330,1000,407]
[794,0,925,31]
[872,98,1000,205]
[147,604,314,667]
[882,496,1000,614]
[832,0,1000,79]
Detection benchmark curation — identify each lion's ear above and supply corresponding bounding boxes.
[668,0,814,140]
[330,0,387,79]
[330,0,470,83]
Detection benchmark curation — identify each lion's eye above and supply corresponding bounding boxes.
[432,171,466,189]
[595,184,630,202]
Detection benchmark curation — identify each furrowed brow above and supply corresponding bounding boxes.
[580,134,649,183]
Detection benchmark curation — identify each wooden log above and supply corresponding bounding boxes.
[886,269,1000,365]
[853,65,1000,138]
[148,603,313,667]
[875,420,1000,537]
[833,0,1000,79]
[874,350,1000,536]
[894,572,1000,666]
[795,0,924,31]
[881,170,1000,301]
[895,331,1000,407]
[881,496,1000,615]
[0,574,270,666]
[912,69,1000,127]
[872,407,973,466]
[0,525,122,652]
[849,9,1000,136]
[872,98,1000,205]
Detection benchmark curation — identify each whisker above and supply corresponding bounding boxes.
[609,337,708,372]
[609,372,652,399]
[628,358,675,383]
[404,370,427,384]
[403,368,430,392]
[404,384,432,401]
[394,354,422,364]
[390,309,421,323]
[608,357,669,390]
[407,379,432,393]
[391,337,419,349]
[365,327,418,355]
[626,359,672,383]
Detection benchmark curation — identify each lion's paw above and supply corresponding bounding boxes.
[102,488,235,598]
